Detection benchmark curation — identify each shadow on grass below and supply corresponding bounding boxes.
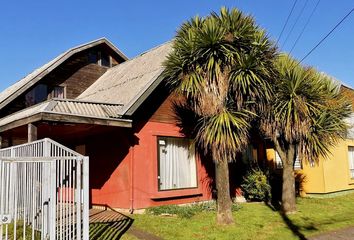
[265,201,311,240]
[89,205,134,240]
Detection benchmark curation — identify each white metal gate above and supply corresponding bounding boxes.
[0,138,89,240]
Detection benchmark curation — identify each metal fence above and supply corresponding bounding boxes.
[0,138,89,240]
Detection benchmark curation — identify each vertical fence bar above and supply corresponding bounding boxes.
[82,156,89,240]
[0,160,4,240]
[75,159,81,240]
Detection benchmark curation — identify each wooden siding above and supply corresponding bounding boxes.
[149,93,179,124]
[46,63,107,99]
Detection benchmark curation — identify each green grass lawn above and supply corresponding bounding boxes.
[122,193,354,240]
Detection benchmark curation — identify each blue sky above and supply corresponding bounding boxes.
[0,0,353,90]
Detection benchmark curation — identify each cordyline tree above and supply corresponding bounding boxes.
[262,54,351,213]
[163,7,277,224]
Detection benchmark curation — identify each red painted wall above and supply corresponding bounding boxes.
[87,89,216,210]
[131,121,213,209]
[88,121,214,210]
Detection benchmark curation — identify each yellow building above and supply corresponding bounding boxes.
[266,85,354,196]
[267,139,354,196]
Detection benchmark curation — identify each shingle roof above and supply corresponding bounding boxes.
[77,41,173,115]
[0,38,128,111]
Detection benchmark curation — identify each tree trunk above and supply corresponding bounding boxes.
[274,140,297,214]
[215,160,234,225]
[281,145,297,214]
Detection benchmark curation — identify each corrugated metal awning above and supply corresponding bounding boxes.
[47,99,124,119]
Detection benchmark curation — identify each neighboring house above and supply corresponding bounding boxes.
[0,39,353,211]
[266,85,354,196]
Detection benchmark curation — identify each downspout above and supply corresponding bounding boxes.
[129,142,135,214]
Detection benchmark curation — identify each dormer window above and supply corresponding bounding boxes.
[88,50,111,67]
[52,86,65,99]
[100,52,111,67]
[25,84,48,107]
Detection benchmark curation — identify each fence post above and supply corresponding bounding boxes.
[43,140,50,238]
[49,160,56,240]
[82,156,89,240]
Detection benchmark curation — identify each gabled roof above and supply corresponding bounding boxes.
[0,38,128,111]
[0,41,172,132]
[77,41,173,116]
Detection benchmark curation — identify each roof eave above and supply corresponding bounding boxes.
[122,71,165,116]
[0,112,132,133]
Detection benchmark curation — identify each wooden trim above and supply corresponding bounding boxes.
[0,114,43,132]
[41,112,132,128]
[0,112,132,132]
[28,123,37,142]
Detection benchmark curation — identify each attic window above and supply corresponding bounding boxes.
[25,84,48,106]
[52,86,65,99]
[101,52,110,67]
[88,51,98,64]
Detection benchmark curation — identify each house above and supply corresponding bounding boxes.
[266,85,354,197]
[0,39,217,211]
[0,38,353,212]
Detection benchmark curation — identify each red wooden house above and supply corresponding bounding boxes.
[0,39,245,211]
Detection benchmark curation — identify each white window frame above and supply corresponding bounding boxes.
[348,146,354,179]
[157,137,197,191]
[275,150,301,170]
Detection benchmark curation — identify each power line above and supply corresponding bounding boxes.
[289,0,321,54]
[277,0,299,44]
[281,0,309,49]
[299,7,354,64]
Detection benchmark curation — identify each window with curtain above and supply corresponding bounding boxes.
[52,86,65,99]
[158,137,197,191]
[348,146,354,178]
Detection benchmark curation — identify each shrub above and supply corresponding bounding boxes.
[241,169,271,201]
[146,201,241,218]
[146,205,196,218]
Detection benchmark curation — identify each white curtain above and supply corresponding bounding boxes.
[348,147,354,178]
[159,138,197,190]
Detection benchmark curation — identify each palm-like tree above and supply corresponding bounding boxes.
[163,7,276,224]
[262,54,351,213]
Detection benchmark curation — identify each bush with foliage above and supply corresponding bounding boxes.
[146,201,242,219]
[241,169,271,201]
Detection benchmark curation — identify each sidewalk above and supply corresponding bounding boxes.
[310,227,354,240]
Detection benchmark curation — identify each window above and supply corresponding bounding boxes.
[52,86,65,99]
[275,151,283,169]
[275,150,301,170]
[242,145,258,163]
[25,84,48,106]
[348,146,354,178]
[158,137,197,190]
[88,51,98,64]
[100,52,111,67]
